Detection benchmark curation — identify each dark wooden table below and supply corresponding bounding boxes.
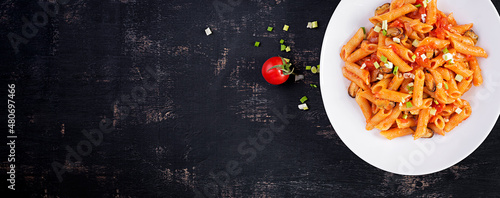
[1,0,499,197]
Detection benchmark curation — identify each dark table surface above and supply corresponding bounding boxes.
[1,0,500,197]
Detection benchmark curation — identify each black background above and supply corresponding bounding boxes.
[1,0,499,197]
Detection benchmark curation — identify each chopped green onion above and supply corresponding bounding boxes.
[374,62,380,69]
[205,27,212,36]
[361,27,366,34]
[306,66,312,70]
[423,0,427,7]
[402,114,408,119]
[281,45,286,51]
[393,66,399,75]
[434,99,439,104]
[381,55,388,63]
[455,74,464,82]
[310,84,318,88]
[415,4,422,8]
[311,66,318,74]
[444,82,449,89]
[317,65,320,72]
[300,96,308,103]
[382,29,387,36]
[412,39,420,47]
[430,108,437,116]
[267,26,274,32]
[374,26,382,33]
[406,102,413,108]
[283,24,289,31]
[280,39,285,44]
[408,86,414,91]
[382,20,388,30]
[254,41,260,47]
[412,54,417,61]
[443,47,449,54]
[286,46,291,52]
[312,21,318,29]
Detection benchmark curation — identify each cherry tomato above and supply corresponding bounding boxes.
[261,56,292,85]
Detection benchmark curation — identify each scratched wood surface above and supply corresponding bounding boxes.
[1,0,500,197]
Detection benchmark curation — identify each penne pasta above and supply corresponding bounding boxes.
[341,28,365,61]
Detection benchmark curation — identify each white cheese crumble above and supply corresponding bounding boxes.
[393,37,401,43]
[205,27,212,36]
[360,63,367,70]
[298,103,309,110]
[404,73,415,79]
[421,14,427,23]
[385,61,393,69]
[421,54,427,61]
[382,20,388,31]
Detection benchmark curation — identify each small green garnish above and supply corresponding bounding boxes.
[281,45,286,51]
[402,114,408,119]
[306,66,312,70]
[312,21,318,29]
[267,27,274,32]
[382,29,387,36]
[406,102,413,108]
[408,86,414,91]
[254,41,260,47]
[280,39,285,44]
[283,24,289,31]
[311,66,318,74]
[393,66,399,75]
[381,55,388,63]
[283,58,290,63]
[310,84,318,88]
[361,27,366,34]
[286,46,291,52]
[300,96,308,103]
[374,62,380,69]
[443,47,449,54]
[434,99,439,105]
[444,82,449,89]
[415,4,422,8]
[412,54,417,61]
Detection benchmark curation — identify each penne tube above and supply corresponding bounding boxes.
[356,92,373,121]
[451,39,488,58]
[388,73,404,91]
[342,67,370,91]
[418,37,450,49]
[345,62,371,85]
[366,108,392,130]
[444,104,472,132]
[376,108,402,131]
[378,47,412,72]
[457,76,473,94]
[433,115,446,130]
[428,123,445,136]
[340,28,365,61]
[375,88,412,103]
[426,0,438,25]
[446,79,461,99]
[412,69,425,107]
[380,127,414,140]
[369,4,418,24]
[436,67,453,81]
[414,108,431,140]
[396,117,417,128]
[446,31,475,46]
[372,78,391,93]
[451,23,473,35]
[444,61,473,77]
[390,0,416,11]
[468,57,483,86]
[385,41,415,62]
[347,41,378,63]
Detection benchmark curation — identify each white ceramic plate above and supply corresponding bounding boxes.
[320,0,500,175]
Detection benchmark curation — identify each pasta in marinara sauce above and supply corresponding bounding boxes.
[340,0,487,140]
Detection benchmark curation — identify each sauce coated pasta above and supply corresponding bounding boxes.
[340,0,487,140]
